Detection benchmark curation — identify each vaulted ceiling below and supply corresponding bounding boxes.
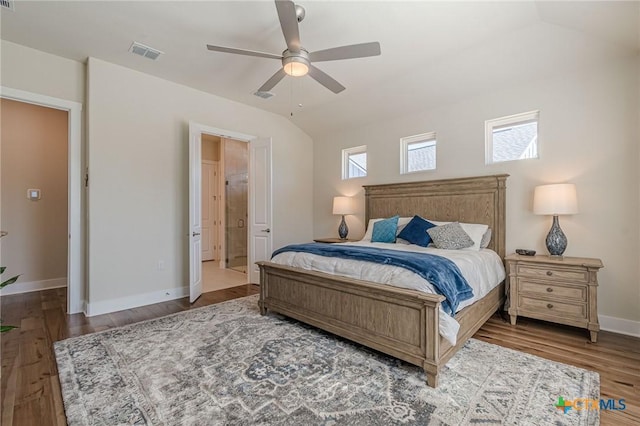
[2,1,638,138]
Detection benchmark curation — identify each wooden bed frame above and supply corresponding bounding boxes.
[257,174,508,387]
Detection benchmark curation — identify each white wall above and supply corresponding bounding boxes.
[86,58,313,309]
[0,42,313,313]
[0,40,85,103]
[313,55,640,325]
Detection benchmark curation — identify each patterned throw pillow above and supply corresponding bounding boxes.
[371,215,400,243]
[397,215,436,247]
[427,222,474,250]
[480,228,492,249]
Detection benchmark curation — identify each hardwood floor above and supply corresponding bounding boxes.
[0,286,259,426]
[1,287,638,425]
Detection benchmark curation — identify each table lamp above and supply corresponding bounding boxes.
[332,196,355,239]
[533,183,578,259]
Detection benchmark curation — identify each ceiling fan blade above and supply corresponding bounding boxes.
[207,44,282,60]
[308,65,346,94]
[258,68,287,92]
[275,0,301,52]
[309,42,381,62]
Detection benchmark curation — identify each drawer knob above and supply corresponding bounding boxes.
[546,287,553,292]
[547,303,554,309]
[546,271,553,276]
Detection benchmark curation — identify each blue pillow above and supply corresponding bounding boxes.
[397,215,436,247]
[371,215,400,243]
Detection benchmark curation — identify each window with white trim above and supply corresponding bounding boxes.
[342,145,367,179]
[485,110,539,164]
[400,132,436,174]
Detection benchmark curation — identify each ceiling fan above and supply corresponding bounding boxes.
[206,0,381,94]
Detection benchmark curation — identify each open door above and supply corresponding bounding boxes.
[188,122,203,303]
[248,137,272,283]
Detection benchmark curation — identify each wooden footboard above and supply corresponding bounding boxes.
[258,261,505,387]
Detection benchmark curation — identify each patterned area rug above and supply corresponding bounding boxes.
[55,295,599,425]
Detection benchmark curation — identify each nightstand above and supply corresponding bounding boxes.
[313,238,358,243]
[505,254,604,342]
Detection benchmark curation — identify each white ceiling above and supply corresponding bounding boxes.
[2,1,638,138]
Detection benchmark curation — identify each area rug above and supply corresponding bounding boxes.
[55,295,599,425]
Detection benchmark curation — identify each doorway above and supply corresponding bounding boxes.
[0,99,68,295]
[188,122,272,303]
[200,135,249,292]
[0,87,83,314]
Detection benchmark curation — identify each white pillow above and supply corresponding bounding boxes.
[428,220,489,251]
[361,217,412,242]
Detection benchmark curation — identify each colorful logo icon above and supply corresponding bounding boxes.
[555,396,572,414]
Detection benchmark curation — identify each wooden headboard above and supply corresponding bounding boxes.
[363,174,508,260]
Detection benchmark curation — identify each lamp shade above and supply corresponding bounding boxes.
[332,196,355,215]
[533,184,578,215]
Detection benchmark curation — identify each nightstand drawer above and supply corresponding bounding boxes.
[516,264,588,283]
[518,295,586,320]
[518,280,587,301]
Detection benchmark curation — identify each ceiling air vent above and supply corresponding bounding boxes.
[0,0,15,11]
[129,42,163,61]
[253,91,275,100]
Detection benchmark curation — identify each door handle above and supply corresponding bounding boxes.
[192,232,201,237]
[261,228,271,233]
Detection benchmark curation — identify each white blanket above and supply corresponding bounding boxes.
[271,241,506,345]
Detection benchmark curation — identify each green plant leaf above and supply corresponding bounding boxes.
[1,275,20,288]
[0,266,19,332]
[0,325,18,333]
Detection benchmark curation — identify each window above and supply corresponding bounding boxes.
[400,132,436,174]
[342,145,367,179]
[485,110,539,164]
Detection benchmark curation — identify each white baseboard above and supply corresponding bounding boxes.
[0,277,66,296]
[599,314,640,338]
[85,286,189,317]
[5,279,637,338]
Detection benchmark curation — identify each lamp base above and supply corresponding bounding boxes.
[338,215,349,239]
[545,215,567,258]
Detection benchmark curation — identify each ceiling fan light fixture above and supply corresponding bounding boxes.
[205,1,381,94]
[283,61,308,77]
[282,55,309,77]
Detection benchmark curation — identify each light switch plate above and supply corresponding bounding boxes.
[27,189,41,200]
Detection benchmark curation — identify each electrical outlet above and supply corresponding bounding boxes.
[157,260,166,271]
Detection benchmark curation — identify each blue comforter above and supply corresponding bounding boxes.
[271,243,473,316]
